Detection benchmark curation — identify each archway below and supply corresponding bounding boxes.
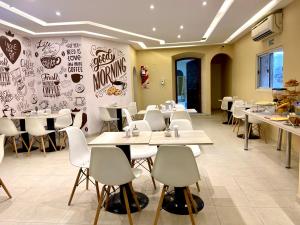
[210,53,232,112]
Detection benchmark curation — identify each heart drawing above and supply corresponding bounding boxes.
[0,36,21,64]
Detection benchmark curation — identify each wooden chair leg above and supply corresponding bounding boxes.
[107,122,111,132]
[68,168,82,206]
[128,182,141,211]
[20,136,29,152]
[27,137,34,156]
[146,158,156,190]
[187,187,198,214]
[237,119,241,135]
[105,185,111,210]
[12,137,18,157]
[122,186,133,225]
[154,185,167,225]
[184,188,196,225]
[86,168,89,190]
[93,185,105,225]
[0,178,12,198]
[95,182,100,203]
[48,135,57,151]
[195,182,200,192]
[40,136,46,156]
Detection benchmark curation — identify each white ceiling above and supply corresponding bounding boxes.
[0,0,294,49]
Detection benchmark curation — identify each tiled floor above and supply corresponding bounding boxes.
[0,113,299,225]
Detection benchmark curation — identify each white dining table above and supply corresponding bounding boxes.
[137,108,197,118]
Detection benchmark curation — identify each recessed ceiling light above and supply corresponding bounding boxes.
[55,11,61,16]
[177,34,181,39]
[202,1,207,6]
[180,25,184,30]
[150,4,155,10]
[152,27,156,31]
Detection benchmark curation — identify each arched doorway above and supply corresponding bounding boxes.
[210,54,232,112]
[175,58,201,112]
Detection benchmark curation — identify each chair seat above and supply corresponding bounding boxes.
[5,130,27,136]
[130,145,158,160]
[55,124,70,129]
[187,145,202,158]
[104,118,119,122]
[72,155,90,168]
[132,168,142,178]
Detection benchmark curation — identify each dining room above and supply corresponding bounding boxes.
[1,0,300,225]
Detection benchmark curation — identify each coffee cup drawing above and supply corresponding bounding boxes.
[40,56,61,69]
[71,74,83,83]
[74,97,86,106]
[112,80,127,90]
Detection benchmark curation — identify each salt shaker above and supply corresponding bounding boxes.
[124,127,131,138]
[173,125,179,137]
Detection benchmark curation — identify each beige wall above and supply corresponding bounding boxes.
[231,0,300,149]
[135,46,233,112]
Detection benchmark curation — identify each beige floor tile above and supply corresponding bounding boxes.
[254,207,300,225]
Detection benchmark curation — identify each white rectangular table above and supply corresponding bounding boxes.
[137,108,197,119]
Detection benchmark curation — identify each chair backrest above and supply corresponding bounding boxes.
[221,96,233,110]
[0,118,19,136]
[146,105,157,111]
[169,119,193,131]
[170,111,191,122]
[65,127,90,167]
[25,118,47,136]
[128,102,137,116]
[232,100,245,118]
[122,108,133,125]
[99,107,112,121]
[152,145,200,187]
[129,120,151,131]
[0,134,5,164]
[56,108,72,127]
[230,99,243,112]
[144,110,166,131]
[90,147,135,186]
[72,111,83,128]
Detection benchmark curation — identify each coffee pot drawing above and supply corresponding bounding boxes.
[40,56,61,69]
[112,80,127,90]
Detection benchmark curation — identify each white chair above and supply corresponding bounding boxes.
[221,96,233,111]
[128,102,138,118]
[122,108,133,126]
[232,100,245,134]
[26,118,57,156]
[170,110,192,122]
[90,146,141,225]
[0,118,29,156]
[144,110,166,131]
[129,120,157,189]
[64,127,93,205]
[0,134,12,199]
[152,145,201,225]
[99,107,118,132]
[146,105,157,111]
[169,119,202,191]
[55,109,72,129]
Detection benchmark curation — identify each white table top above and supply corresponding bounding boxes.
[149,130,213,145]
[137,108,197,115]
[244,111,300,136]
[7,113,68,120]
[101,105,128,109]
[88,131,152,146]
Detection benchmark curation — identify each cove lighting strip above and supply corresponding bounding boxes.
[0,1,165,45]
[224,0,282,43]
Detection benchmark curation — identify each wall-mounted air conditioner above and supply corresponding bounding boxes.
[251,13,282,41]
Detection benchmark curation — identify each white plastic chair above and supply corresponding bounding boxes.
[129,120,157,189]
[170,111,192,122]
[146,105,157,111]
[0,118,29,156]
[128,102,138,117]
[152,145,201,225]
[0,134,12,199]
[232,100,245,134]
[221,96,233,110]
[144,110,166,131]
[64,127,93,205]
[26,117,57,156]
[72,111,83,128]
[122,108,133,126]
[55,108,72,129]
[99,107,118,132]
[90,146,141,225]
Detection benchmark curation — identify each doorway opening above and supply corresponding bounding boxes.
[210,54,232,112]
[175,58,201,112]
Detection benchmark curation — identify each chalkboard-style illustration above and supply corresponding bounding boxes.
[2,104,16,117]
[90,46,128,98]
[61,80,72,88]
[36,66,44,75]
[74,96,86,107]
[41,73,61,98]
[64,74,67,78]
[0,90,13,105]
[75,83,85,93]
[59,100,68,109]
[59,66,67,74]
[35,52,39,57]
[66,42,82,73]
[85,127,88,132]
[72,108,87,129]
[61,51,65,57]
[21,37,31,48]
[61,89,73,101]
[40,55,61,69]
[51,104,60,112]
[31,94,38,104]
[11,68,27,101]
[0,31,21,64]
[39,100,49,109]
[20,58,34,77]
[28,80,35,89]
[17,101,30,112]
[71,73,83,83]
[0,58,10,86]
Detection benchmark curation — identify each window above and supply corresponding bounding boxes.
[257,48,283,89]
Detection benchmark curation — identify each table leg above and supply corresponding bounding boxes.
[162,187,204,215]
[286,132,292,169]
[18,119,34,152]
[244,114,249,150]
[105,145,149,214]
[46,118,58,152]
[116,108,123,131]
[277,128,283,151]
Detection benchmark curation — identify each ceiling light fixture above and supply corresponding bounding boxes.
[55,11,61,16]
[129,40,147,49]
[224,0,281,43]
[177,34,181,39]
[0,1,165,45]
[152,27,156,31]
[202,1,207,6]
[150,4,155,10]
[201,0,234,41]
[180,25,184,30]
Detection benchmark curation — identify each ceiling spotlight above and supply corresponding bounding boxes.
[55,11,61,16]
[152,27,156,31]
[177,34,181,39]
[202,1,207,6]
[180,25,184,30]
[150,4,155,10]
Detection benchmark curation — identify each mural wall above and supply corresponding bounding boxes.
[0,29,132,134]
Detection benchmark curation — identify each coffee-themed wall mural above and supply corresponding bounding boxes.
[0,29,133,134]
